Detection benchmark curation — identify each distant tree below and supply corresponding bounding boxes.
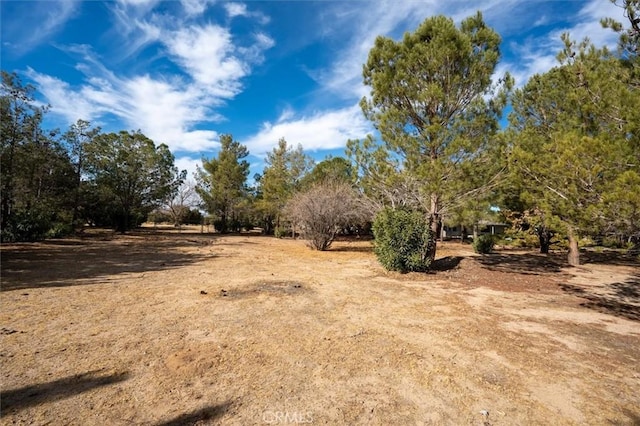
[84,130,183,233]
[255,138,313,234]
[445,197,493,242]
[285,180,366,251]
[354,13,511,262]
[182,207,204,225]
[196,134,250,233]
[162,178,196,227]
[1,71,75,241]
[1,71,45,236]
[301,156,354,188]
[62,119,101,226]
[601,0,639,67]
[496,180,560,253]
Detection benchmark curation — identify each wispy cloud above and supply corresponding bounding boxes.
[117,0,158,6]
[165,24,248,97]
[1,0,78,56]
[175,156,206,180]
[244,104,372,157]
[309,1,439,100]
[304,0,620,98]
[224,2,248,18]
[27,66,220,153]
[223,2,270,24]
[308,0,529,100]
[181,0,215,16]
[27,2,273,158]
[243,0,519,156]
[502,0,621,87]
[26,69,101,123]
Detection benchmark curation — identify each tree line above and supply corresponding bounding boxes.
[0,73,184,239]
[1,0,638,268]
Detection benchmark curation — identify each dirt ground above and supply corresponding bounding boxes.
[1,226,639,425]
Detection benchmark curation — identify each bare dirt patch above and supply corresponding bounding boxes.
[1,228,639,425]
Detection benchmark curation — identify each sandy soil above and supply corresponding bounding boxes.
[1,227,639,425]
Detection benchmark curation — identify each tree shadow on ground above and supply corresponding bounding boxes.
[0,231,215,291]
[0,370,129,414]
[559,274,640,322]
[329,236,375,253]
[329,245,374,253]
[610,409,640,426]
[580,250,640,267]
[155,402,232,426]
[430,256,464,272]
[474,253,564,275]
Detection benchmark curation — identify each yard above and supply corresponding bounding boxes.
[1,227,638,425]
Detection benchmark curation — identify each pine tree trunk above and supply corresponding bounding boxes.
[567,229,580,266]
[538,227,552,254]
[427,193,439,262]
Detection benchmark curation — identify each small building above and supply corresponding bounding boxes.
[442,221,508,240]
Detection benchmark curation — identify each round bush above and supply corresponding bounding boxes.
[473,234,496,254]
[372,208,434,273]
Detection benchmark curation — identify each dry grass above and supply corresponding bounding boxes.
[1,227,639,425]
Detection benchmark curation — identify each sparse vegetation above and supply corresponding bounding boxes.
[285,180,366,250]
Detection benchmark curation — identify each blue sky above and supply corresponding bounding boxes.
[1,0,623,179]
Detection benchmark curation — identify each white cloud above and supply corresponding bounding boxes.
[26,69,102,123]
[238,32,275,63]
[533,15,549,28]
[104,2,169,61]
[2,0,78,55]
[181,0,215,16]
[244,105,372,157]
[307,0,526,100]
[26,1,274,157]
[122,76,220,151]
[277,107,295,123]
[223,2,270,24]
[160,24,274,97]
[502,0,620,88]
[29,66,221,153]
[117,0,158,6]
[307,0,622,99]
[565,0,621,48]
[224,2,248,18]
[175,156,205,180]
[311,1,438,99]
[165,24,248,97]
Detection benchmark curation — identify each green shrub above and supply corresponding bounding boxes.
[372,208,434,273]
[602,235,626,248]
[501,229,539,248]
[579,236,597,248]
[2,209,53,242]
[46,222,74,239]
[274,225,288,239]
[183,209,204,225]
[147,210,171,224]
[473,234,496,254]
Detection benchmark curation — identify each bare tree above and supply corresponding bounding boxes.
[165,179,200,227]
[285,181,368,251]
